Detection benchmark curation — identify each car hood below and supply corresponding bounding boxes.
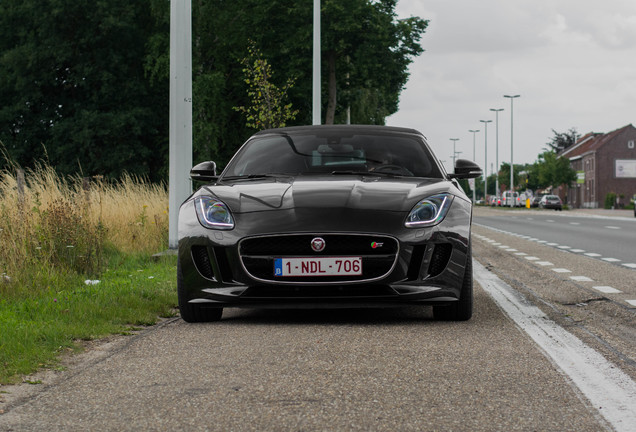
[200,176,453,213]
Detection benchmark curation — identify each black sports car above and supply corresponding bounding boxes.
[178,125,482,322]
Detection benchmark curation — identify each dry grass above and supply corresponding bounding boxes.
[0,163,168,294]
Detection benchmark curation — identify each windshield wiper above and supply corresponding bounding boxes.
[220,173,295,181]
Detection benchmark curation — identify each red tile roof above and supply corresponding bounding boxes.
[560,124,634,159]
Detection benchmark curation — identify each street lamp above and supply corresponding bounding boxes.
[468,129,479,203]
[312,0,321,125]
[504,95,520,207]
[479,120,492,201]
[450,138,459,166]
[490,108,504,199]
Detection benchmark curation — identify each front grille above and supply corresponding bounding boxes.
[239,234,399,284]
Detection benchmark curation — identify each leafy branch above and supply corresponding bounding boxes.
[233,41,299,130]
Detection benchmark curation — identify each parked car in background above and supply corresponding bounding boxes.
[489,196,501,206]
[530,196,542,208]
[539,195,562,210]
[502,190,520,207]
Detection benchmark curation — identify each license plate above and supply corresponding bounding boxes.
[274,257,362,277]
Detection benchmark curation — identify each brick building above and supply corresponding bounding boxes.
[560,124,636,209]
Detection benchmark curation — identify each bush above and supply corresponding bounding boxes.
[0,164,168,298]
[604,192,617,209]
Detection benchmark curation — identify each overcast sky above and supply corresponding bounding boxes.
[386,0,636,173]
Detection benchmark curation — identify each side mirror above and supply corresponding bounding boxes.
[449,159,482,179]
[190,161,218,182]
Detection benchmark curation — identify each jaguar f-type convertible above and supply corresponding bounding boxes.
[177,125,482,322]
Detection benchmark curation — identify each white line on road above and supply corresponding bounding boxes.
[474,261,636,432]
[593,286,622,294]
[584,253,602,257]
[536,261,554,266]
[605,226,621,230]
[626,300,636,307]
[570,276,594,282]
[623,263,636,269]
[602,258,621,263]
[552,268,572,273]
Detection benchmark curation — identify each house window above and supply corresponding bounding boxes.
[629,140,635,149]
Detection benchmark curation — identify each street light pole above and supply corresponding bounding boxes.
[479,120,492,201]
[468,129,479,204]
[490,108,503,199]
[312,0,321,125]
[450,138,459,167]
[504,95,520,207]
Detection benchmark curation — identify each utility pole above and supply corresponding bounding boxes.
[169,0,193,249]
[469,129,479,204]
[504,95,520,207]
[480,120,492,201]
[490,108,504,199]
[312,0,321,125]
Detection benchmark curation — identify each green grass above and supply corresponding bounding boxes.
[0,251,177,384]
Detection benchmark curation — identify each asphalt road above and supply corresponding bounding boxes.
[473,208,636,266]
[1,208,635,431]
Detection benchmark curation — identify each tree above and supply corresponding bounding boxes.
[321,0,428,124]
[233,42,299,130]
[147,0,429,168]
[497,162,524,191]
[0,0,168,180]
[532,150,577,189]
[546,127,579,153]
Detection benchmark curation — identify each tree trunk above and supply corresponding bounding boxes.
[325,51,337,125]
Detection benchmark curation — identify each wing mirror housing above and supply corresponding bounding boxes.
[190,161,218,182]
[449,159,482,179]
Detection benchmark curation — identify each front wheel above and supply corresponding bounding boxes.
[433,243,473,321]
[177,260,223,323]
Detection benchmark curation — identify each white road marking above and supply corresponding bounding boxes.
[558,245,571,249]
[525,256,540,261]
[536,240,548,244]
[605,226,621,230]
[547,242,559,246]
[570,222,581,225]
[584,253,602,257]
[570,276,594,282]
[505,248,518,252]
[498,245,510,249]
[626,300,636,307]
[602,258,621,263]
[536,261,554,266]
[515,252,528,256]
[552,268,572,273]
[474,261,636,432]
[623,263,636,269]
[593,286,622,294]
[570,249,585,253]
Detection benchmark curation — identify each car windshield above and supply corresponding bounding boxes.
[221,131,444,179]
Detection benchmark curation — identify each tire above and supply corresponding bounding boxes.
[177,259,223,323]
[433,243,473,321]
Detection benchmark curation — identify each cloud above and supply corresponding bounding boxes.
[389,0,636,169]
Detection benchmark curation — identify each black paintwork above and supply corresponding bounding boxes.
[178,125,479,313]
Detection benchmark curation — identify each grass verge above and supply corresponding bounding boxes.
[0,250,177,384]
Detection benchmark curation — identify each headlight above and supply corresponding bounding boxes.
[405,193,454,228]
[194,196,234,230]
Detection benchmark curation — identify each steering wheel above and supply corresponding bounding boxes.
[371,164,413,176]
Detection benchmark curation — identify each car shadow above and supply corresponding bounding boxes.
[218,306,435,325]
